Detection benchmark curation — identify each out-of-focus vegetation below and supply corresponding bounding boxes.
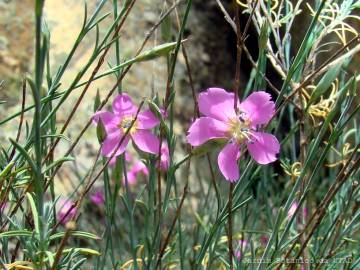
[0,0,359,269]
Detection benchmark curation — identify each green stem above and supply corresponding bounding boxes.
[34,0,45,216]
[113,0,122,93]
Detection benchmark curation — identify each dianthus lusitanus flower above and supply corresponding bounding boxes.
[187,88,280,181]
[125,159,149,185]
[234,239,248,260]
[57,198,76,224]
[90,190,105,205]
[159,141,170,170]
[93,93,160,157]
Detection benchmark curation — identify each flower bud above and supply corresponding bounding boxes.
[93,89,101,112]
[96,118,107,143]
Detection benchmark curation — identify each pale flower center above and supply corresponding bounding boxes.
[118,116,137,134]
[227,113,252,144]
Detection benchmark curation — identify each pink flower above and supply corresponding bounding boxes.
[235,239,248,260]
[260,235,269,246]
[57,198,76,224]
[0,202,7,212]
[109,151,132,166]
[186,88,280,181]
[158,141,170,170]
[90,190,105,205]
[288,201,308,220]
[93,93,160,158]
[303,206,308,219]
[108,152,148,186]
[125,160,149,185]
[288,201,299,218]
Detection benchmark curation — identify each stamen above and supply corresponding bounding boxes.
[241,131,252,141]
[238,112,247,122]
[119,116,137,133]
[227,116,253,144]
[122,120,132,129]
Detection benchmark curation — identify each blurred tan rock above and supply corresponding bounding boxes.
[0,0,34,105]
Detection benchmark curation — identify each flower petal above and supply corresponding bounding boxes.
[239,91,275,126]
[137,109,160,129]
[125,152,132,162]
[101,131,130,157]
[160,108,168,118]
[125,171,137,185]
[246,132,280,164]
[131,160,149,176]
[112,93,138,116]
[186,117,228,146]
[57,199,76,224]
[159,142,170,170]
[132,130,160,154]
[288,201,298,219]
[198,88,237,121]
[235,251,242,260]
[90,191,105,205]
[109,156,117,166]
[108,152,130,166]
[92,111,118,133]
[217,142,240,182]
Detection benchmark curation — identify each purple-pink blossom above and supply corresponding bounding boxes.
[57,198,76,224]
[107,151,149,185]
[90,190,105,205]
[288,201,308,220]
[186,88,280,181]
[93,93,160,158]
[109,151,132,166]
[260,235,269,246]
[125,159,149,185]
[0,202,7,212]
[288,201,299,218]
[234,239,248,260]
[158,141,170,170]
